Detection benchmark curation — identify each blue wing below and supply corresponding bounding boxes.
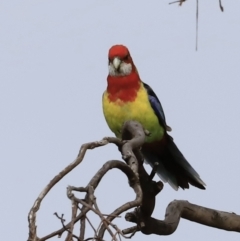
[143,82,172,131]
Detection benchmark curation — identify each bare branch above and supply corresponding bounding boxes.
[96,121,146,239]
[38,120,142,241]
[53,213,67,230]
[40,208,89,241]
[122,226,139,236]
[28,120,239,241]
[123,200,240,235]
[169,0,186,5]
[79,217,86,241]
[85,213,97,235]
[65,200,78,241]
[119,120,146,176]
[94,199,116,240]
[196,0,199,51]
[53,213,80,241]
[66,160,142,240]
[219,0,224,12]
[28,139,112,241]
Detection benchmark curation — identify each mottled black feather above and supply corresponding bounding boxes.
[142,82,206,190]
[143,82,167,130]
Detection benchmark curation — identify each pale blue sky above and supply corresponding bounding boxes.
[1,1,240,241]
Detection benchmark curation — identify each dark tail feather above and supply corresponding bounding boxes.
[142,135,206,190]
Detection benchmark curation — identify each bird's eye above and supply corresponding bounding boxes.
[122,55,129,61]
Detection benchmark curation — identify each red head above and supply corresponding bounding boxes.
[108,45,136,76]
[106,45,140,102]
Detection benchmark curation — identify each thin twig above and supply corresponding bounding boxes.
[84,213,97,234]
[54,213,68,230]
[93,199,116,240]
[40,202,91,240]
[66,160,142,241]
[219,0,224,12]
[54,213,80,241]
[196,0,199,51]
[169,0,186,5]
[102,214,121,218]
[28,139,112,241]
[84,238,97,241]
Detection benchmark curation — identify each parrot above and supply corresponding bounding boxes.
[102,44,206,190]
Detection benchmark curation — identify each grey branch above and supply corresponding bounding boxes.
[120,120,146,176]
[28,138,119,241]
[66,160,142,239]
[27,120,240,241]
[123,200,240,235]
[29,121,145,241]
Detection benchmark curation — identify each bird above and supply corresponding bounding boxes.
[102,44,206,190]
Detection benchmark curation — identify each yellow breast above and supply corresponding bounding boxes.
[102,83,164,142]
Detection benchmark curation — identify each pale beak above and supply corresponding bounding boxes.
[113,57,121,70]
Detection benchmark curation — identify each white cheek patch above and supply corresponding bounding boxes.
[120,62,132,75]
[108,62,132,76]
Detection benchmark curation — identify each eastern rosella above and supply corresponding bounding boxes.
[102,45,206,190]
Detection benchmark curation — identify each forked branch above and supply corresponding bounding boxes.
[27,121,146,241]
[123,200,240,235]
[27,120,240,241]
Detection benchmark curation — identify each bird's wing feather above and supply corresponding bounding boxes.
[143,82,172,131]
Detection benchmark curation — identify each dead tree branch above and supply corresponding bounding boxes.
[120,120,146,176]
[66,160,142,240]
[28,121,146,241]
[169,0,224,11]
[27,120,240,241]
[123,200,240,235]
[168,0,224,51]
[28,139,112,241]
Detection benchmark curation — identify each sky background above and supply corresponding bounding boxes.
[1,1,240,241]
